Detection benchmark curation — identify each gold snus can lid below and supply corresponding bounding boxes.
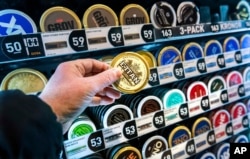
[1,68,47,94]
[137,50,157,68]
[40,6,82,32]
[83,4,118,28]
[110,52,150,94]
[120,4,150,25]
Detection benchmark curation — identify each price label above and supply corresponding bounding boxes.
[185,139,196,156]
[217,54,226,68]
[235,51,242,63]
[220,90,229,103]
[69,30,88,51]
[88,131,105,152]
[210,23,220,32]
[179,103,189,119]
[197,58,207,73]
[238,84,245,97]
[23,34,45,58]
[225,123,233,136]
[123,120,137,139]
[1,34,27,60]
[161,149,173,159]
[173,63,185,79]
[207,130,216,145]
[108,27,124,47]
[153,111,165,128]
[148,68,160,86]
[201,96,210,111]
[141,24,155,43]
[242,115,249,128]
[160,28,173,38]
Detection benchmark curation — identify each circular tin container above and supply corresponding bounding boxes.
[1,68,47,94]
[142,135,168,158]
[182,42,204,61]
[223,36,240,52]
[150,1,176,29]
[0,9,37,36]
[241,66,250,82]
[161,89,186,109]
[195,152,216,159]
[213,143,230,159]
[137,50,157,68]
[177,1,200,25]
[192,117,212,137]
[235,0,250,20]
[206,75,227,94]
[83,4,118,28]
[240,34,250,49]
[157,46,182,66]
[102,104,133,128]
[110,52,150,94]
[67,115,96,139]
[168,125,191,148]
[137,95,163,117]
[186,81,208,101]
[230,134,249,143]
[204,40,223,56]
[224,70,243,87]
[40,6,82,32]
[107,143,142,159]
[209,109,231,128]
[119,4,149,25]
[228,102,247,119]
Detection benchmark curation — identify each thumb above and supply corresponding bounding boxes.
[89,68,122,91]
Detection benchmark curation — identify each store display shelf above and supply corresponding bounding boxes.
[0,20,249,65]
[63,82,250,159]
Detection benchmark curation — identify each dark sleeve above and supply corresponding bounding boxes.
[0,90,63,159]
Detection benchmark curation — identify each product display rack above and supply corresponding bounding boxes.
[0,0,250,159]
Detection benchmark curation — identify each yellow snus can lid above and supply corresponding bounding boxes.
[83,4,118,28]
[110,52,150,94]
[40,6,82,32]
[137,50,157,68]
[119,4,150,25]
[1,68,47,94]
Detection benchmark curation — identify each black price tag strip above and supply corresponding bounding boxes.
[23,34,45,58]
[148,68,160,86]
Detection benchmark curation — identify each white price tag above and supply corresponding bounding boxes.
[223,51,237,67]
[136,113,154,136]
[214,122,232,143]
[102,124,124,148]
[244,81,250,96]
[41,31,74,56]
[205,55,221,72]
[183,59,199,78]
[241,48,250,63]
[157,64,177,84]
[164,105,182,125]
[188,98,203,117]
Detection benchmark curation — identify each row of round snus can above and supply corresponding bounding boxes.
[0,1,202,35]
[79,98,250,159]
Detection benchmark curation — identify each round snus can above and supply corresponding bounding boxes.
[102,104,133,128]
[141,135,168,158]
[167,125,191,148]
[224,70,243,88]
[240,34,250,49]
[161,89,186,109]
[209,109,231,128]
[194,152,216,159]
[156,46,182,66]
[186,81,208,101]
[204,40,223,56]
[234,0,250,20]
[213,142,230,159]
[177,1,200,25]
[192,117,212,137]
[230,134,249,143]
[182,42,204,61]
[110,52,150,94]
[67,115,96,140]
[82,4,118,28]
[1,68,47,94]
[119,4,150,25]
[206,75,227,94]
[228,102,247,119]
[106,143,142,159]
[223,36,240,52]
[0,9,37,36]
[40,6,82,32]
[150,1,176,29]
[137,50,157,68]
